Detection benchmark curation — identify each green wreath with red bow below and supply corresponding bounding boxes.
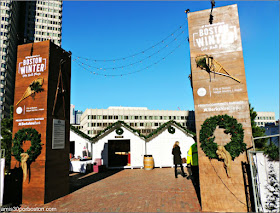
[199,114,246,160]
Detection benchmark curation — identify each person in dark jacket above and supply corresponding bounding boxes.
[172,141,186,178]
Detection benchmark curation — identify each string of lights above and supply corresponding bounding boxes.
[73,35,188,77]
[72,27,187,71]
[72,19,188,62]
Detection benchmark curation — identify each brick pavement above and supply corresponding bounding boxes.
[19,168,201,212]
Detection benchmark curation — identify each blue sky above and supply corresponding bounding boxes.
[62,1,279,119]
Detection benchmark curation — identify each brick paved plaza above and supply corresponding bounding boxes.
[20,168,201,212]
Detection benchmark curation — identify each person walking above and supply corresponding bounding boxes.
[172,141,186,178]
[186,141,199,185]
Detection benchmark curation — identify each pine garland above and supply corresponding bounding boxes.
[12,128,42,164]
[199,114,246,160]
[71,120,195,142]
[30,81,44,94]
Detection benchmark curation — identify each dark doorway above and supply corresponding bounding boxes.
[70,141,75,157]
[108,140,130,167]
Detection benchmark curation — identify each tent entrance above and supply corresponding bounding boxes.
[108,140,130,167]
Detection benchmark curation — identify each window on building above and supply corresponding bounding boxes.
[103,115,107,119]
[108,115,113,119]
[130,123,134,127]
[114,116,118,119]
[155,123,159,127]
[124,116,128,120]
[149,116,153,120]
[88,115,90,120]
[97,115,102,119]
[140,123,144,126]
[135,116,138,120]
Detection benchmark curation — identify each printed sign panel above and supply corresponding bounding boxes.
[188,4,252,212]
[52,119,65,149]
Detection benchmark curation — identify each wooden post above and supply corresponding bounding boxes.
[11,40,71,204]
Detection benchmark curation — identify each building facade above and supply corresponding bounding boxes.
[0,0,62,118]
[80,106,195,137]
[254,112,276,127]
[0,1,21,117]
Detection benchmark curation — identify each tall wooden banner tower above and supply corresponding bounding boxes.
[188,4,253,212]
[11,40,71,204]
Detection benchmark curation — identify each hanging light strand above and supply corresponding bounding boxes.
[73,27,186,71]
[74,36,188,77]
[72,20,188,62]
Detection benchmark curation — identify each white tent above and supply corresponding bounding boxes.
[146,123,195,168]
[70,129,92,159]
[92,123,146,168]
[70,121,195,170]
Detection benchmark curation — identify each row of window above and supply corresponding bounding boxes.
[1,24,9,29]
[1,17,9,22]
[36,19,61,25]
[0,32,8,37]
[87,115,190,120]
[36,13,61,19]
[37,1,62,8]
[37,7,61,13]
[256,116,275,120]
[34,37,61,44]
[35,31,60,37]
[0,2,10,7]
[35,25,61,31]
[88,128,160,135]
[0,9,10,15]
[87,122,188,128]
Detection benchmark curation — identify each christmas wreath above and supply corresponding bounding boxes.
[12,128,42,164]
[116,128,124,135]
[168,126,175,134]
[199,114,246,160]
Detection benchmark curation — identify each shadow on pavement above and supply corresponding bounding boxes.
[69,169,123,193]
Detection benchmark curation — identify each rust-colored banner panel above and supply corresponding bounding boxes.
[11,41,71,204]
[188,4,252,212]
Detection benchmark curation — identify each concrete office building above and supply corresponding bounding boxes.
[80,106,195,137]
[254,112,276,127]
[0,0,62,118]
[0,1,21,117]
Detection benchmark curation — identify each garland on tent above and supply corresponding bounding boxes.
[70,120,195,142]
[145,120,195,139]
[93,121,143,140]
[12,128,42,164]
[199,114,246,160]
[70,125,92,140]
